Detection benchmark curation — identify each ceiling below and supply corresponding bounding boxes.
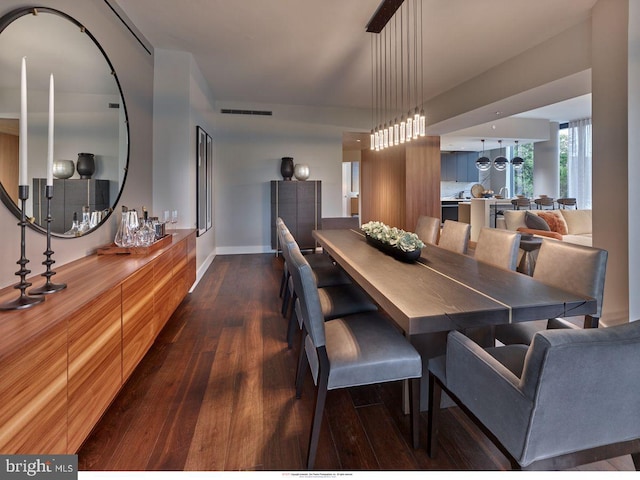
[114,0,597,150]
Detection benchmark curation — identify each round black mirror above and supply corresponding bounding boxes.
[0,7,129,237]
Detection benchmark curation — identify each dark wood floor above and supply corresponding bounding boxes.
[78,253,634,471]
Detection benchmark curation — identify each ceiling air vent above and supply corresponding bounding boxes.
[220,109,272,116]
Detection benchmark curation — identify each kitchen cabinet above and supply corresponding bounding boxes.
[440,152,479,183]
[271,180,321,251]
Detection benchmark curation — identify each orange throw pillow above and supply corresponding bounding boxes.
[537,211,568,235]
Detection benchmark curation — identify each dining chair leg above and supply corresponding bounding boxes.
[287,308,298,349]
[295,331,309,398]
[281,287,290,317]
[427,372,442,458]
[584,315,600,329]
[631,452,640,470]
[307,351,329,470]
[410,377,420,449]
[279,271,287,298]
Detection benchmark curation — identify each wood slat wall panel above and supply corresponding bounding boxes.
[68,287,123,452]
[405,136,441,230]
[122,262,155,381]
[361,137,441,231]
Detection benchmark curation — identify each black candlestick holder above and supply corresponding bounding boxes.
[0,185,45,310]
[30,185,66,295]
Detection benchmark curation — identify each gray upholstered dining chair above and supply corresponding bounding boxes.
[427,322,640,470]
[415,215,440,245]
[474,227,521,271]
[289,246,422,470]
[277,219,351,318]
[281,231,378,348]
[437,220,470,254]
[495,239,608,345]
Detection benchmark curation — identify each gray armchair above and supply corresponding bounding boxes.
[428,323,640,470]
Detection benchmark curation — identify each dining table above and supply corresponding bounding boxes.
[313,228,597,409]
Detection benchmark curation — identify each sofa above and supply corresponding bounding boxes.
[497,209,592,246]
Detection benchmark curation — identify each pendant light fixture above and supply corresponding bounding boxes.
[366,0,427,150]
[511,140,524,170]
[476,139,491,171]
[493,139,508,171]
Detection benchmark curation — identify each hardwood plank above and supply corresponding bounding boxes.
[146,350,214,470]
[224,310,264,470]
[184,327,242,470]
[324,389,379,470]
[357,403,419,469]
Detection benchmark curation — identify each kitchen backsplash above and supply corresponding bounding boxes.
[441,181,480,199]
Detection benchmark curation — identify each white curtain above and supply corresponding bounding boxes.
[567,118,592,209]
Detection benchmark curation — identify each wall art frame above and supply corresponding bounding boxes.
[196,126,213,236]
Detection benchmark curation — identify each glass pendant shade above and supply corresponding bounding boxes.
[493,156,508,171]
[370,130,375,150]
[383,126,389,149]
[374,130,380,151]
[388,126,394,147]
[400,119,406,144]
[393,122,399,145]
[419,109,426,136]
[413,110,420,139]
[511,156,524,170]
[406,117,413,141]
[476,156,491,171]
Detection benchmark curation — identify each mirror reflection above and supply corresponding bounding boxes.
[0,8,128,237]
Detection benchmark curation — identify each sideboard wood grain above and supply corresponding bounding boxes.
[0,229,197,454]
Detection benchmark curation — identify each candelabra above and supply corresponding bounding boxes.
[0,185,45,310]
[30,185,66,295]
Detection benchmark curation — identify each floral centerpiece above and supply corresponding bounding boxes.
[361,221,425,262]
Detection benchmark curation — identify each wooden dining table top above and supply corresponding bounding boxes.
[313,229,596,336]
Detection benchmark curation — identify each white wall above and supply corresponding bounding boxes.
[533,122,560,198]
[0,0,154,289]
[592,0,631,326]
[212,112,352,253]
[153,49,217,280]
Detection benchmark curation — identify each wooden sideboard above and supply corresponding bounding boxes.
[0,229,196,454]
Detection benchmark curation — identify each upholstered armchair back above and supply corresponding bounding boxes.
[518,322,640,465]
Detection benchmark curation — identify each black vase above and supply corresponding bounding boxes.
[280,157,294,181]
[76,153,95,179]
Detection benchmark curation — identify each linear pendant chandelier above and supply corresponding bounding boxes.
[367,0,425,151]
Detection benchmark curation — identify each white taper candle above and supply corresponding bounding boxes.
[47,74,54,186]
[19,56,28,186]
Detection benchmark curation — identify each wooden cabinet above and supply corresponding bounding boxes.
[123,262,155,382]
[0,319,67,453]
[0,229,197,454]
[68,287,122,452]
[270,180,321,251]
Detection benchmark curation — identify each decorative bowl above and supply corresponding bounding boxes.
[53,160,75,179]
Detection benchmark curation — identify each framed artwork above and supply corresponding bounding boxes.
[196,126,213,236]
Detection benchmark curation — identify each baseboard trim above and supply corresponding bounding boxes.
[215,245,274,255]
[190,251,217,292]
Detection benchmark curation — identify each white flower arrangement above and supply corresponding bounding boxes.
[361,221,425,252]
